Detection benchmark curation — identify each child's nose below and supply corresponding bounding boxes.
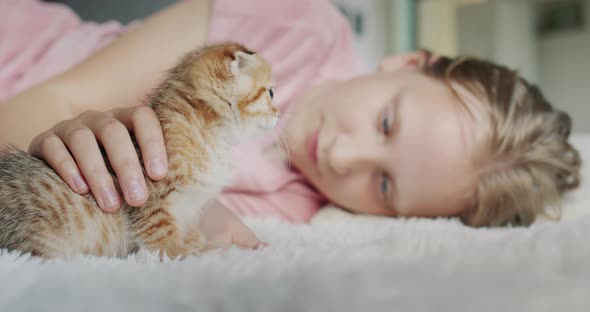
[328,134,377,176]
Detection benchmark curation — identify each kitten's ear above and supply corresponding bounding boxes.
[230,50,256,75]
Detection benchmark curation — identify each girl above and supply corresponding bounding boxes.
[0,0,580,249]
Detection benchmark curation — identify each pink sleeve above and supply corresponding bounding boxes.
[217,185,322,224]
[217,145,324,224]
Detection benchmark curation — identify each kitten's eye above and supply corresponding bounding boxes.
[268,88,274,99]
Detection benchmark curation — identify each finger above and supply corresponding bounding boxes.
[232,226,264,250]
[89,117,148,207]
[29,133,89,194]
[254,242,269,250]
[56,124,121,212]
[203,232,232,251]
[114,106,168,180]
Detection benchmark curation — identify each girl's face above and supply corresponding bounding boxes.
[285,53,486,218]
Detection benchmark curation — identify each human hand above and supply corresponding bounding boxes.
[28,106,168,212]
[198,200,268,251]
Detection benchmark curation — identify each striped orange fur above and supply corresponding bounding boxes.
[0,43,278,259]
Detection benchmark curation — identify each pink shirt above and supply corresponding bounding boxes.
[0,0,124,101]
[0,0,366,223]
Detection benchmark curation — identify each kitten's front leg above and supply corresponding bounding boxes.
[181,227,208,256]
[129,203,206,260]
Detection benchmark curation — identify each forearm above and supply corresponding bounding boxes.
[0,0,211,150]
[0,83,76,150]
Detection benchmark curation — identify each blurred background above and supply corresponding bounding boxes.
[51,0,589,132]
[334,0,589,133]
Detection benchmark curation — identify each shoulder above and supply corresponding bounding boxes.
[212,0,345,36]
[208,0,359,65]
[208,0,364,107]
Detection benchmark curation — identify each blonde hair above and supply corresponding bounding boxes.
[422,51,582,227]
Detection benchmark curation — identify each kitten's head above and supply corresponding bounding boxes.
[180,43,279,137]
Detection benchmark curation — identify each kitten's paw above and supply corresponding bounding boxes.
[183,229,207,256]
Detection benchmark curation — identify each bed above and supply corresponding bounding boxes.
[1,134,589,311]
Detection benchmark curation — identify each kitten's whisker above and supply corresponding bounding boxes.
[270,130,282,158]
[271,131,286,161]
[272,122,287,156]
[279,135,290,163]
[273,124,290,164]
[278,120,291,159]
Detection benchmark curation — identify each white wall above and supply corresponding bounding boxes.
[333,0,590,132]
[457,1,539,82]
[330,0,392,70]
[538,1,590,132]
[417,0,496,57]
[493,0,539,83]
[418,0,460,56]
[455,0,589,132]
[331,0,434,70]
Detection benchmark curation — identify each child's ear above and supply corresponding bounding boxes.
[379,50,440,73]
[230,51,256,75]
[379,52,423,73]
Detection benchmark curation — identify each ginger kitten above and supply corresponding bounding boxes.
[0,43,278,259]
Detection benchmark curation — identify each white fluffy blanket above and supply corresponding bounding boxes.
[1,135,590,312]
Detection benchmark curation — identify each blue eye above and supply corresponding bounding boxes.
[268,88,274,99]
[381,113,393,136]
[380,172,389,196]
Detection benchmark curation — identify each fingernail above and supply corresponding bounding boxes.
[72,174,87,191]
[254,242,268,250]
[149,158,167,177]
[127,179,145,202]
[100,188,120,211]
